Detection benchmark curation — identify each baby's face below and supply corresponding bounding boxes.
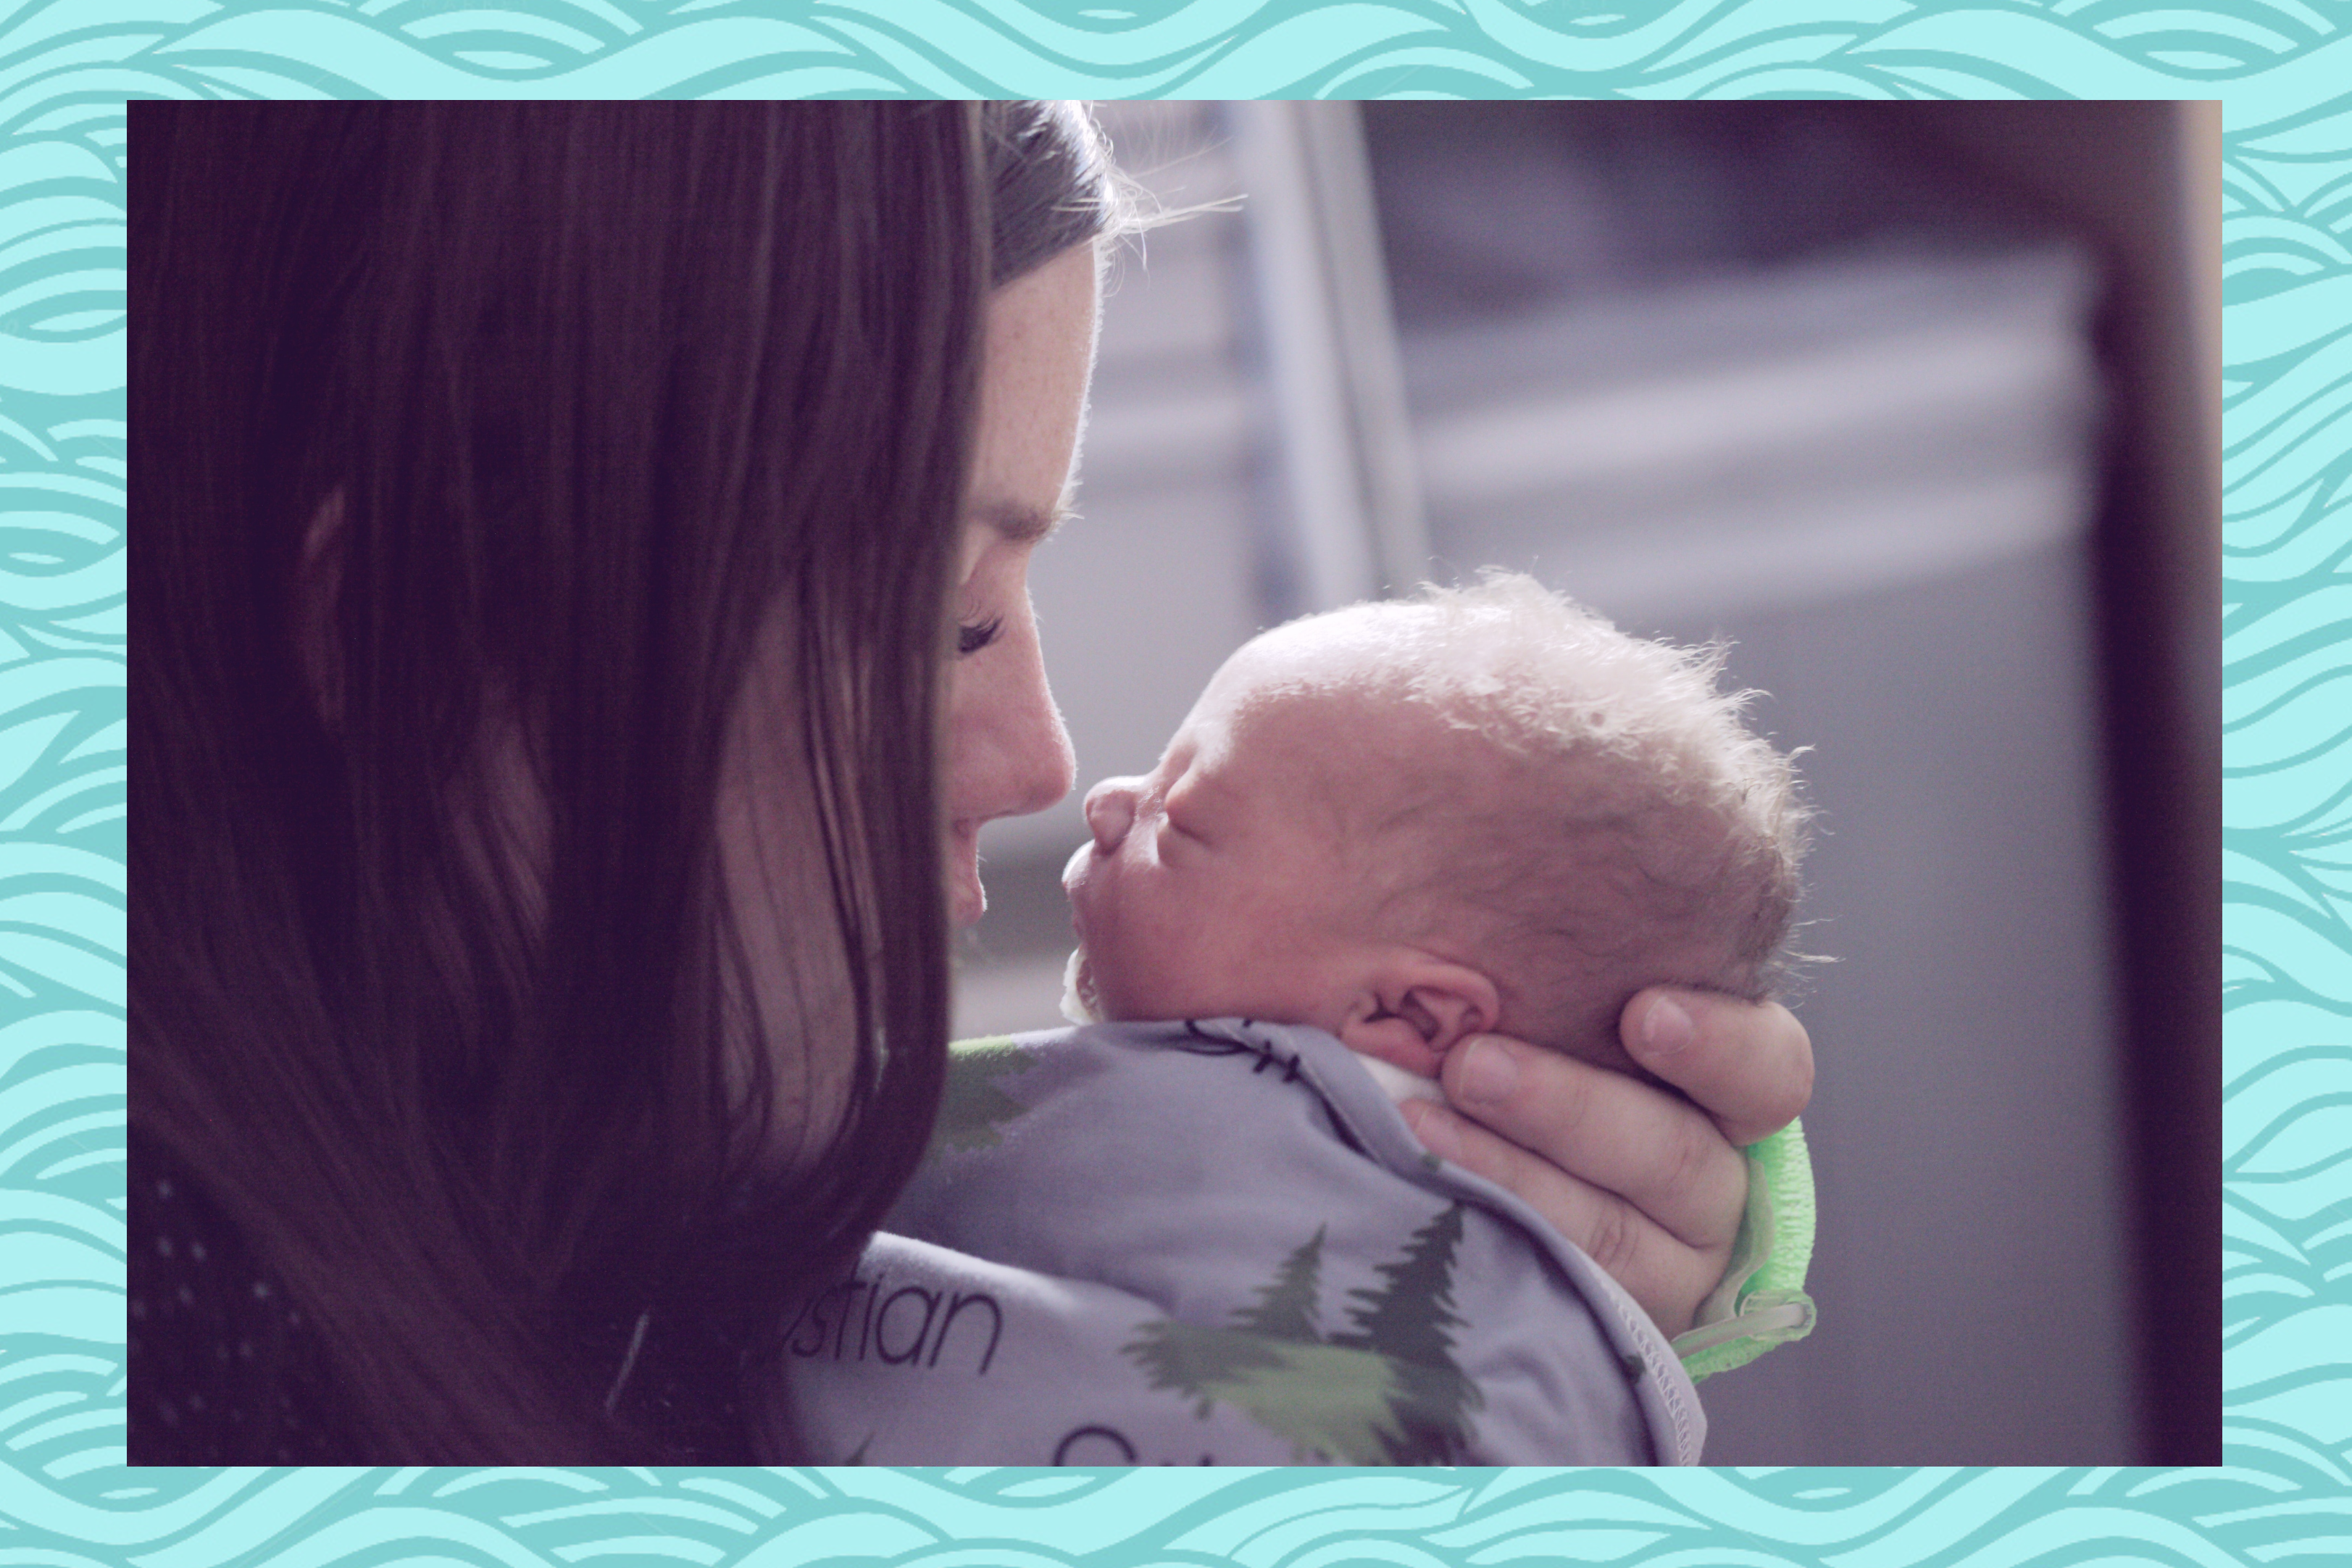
[1062,633,1399,1033]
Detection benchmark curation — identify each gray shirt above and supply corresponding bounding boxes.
[770,1017,1703,1464]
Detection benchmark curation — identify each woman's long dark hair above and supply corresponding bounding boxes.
[130,101,1119,1461]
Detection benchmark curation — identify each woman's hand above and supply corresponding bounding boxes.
[1398,988,1813,1340]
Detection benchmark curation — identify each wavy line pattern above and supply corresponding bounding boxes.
[0,0,128,1501]
[0,0,2329,1560]
[2221,32,2352,1508]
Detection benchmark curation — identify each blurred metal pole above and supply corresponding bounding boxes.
[1304,104,1432,600]
[1229,101,1430,612]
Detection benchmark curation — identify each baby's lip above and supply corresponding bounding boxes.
[1061,843,1101,936]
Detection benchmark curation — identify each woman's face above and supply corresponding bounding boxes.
[714,243,1099,1166]
[943,244,1100,927]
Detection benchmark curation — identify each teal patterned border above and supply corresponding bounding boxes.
[0,0,2316,1559]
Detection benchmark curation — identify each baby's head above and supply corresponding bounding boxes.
[1060,573,1809,1080]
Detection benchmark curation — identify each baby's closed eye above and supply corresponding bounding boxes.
[1158,799,1211,846]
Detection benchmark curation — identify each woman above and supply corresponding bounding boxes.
[129,101,1809,1463]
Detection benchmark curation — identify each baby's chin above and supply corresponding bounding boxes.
[1059,946,1104,1025]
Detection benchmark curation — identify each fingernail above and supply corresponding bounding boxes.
[1457,1037,1520,1106]
[1640,996,1694,1057]
[1403,1098,1461,1161]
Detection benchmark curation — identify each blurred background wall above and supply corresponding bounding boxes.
[952,102,2217,1467]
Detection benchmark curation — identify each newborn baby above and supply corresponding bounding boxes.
[775,574,1809,1467]
[1062,573,1805,1089]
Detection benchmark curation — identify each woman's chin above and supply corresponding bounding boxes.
[947,861,986,929]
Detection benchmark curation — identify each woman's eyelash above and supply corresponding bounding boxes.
[956,616,1004,656]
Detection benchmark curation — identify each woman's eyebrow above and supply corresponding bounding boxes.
[969,498,1067,546]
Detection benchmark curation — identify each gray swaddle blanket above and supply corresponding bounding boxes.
[769,1017,1704,1464]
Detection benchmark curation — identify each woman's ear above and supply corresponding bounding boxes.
[296,489,346,727]
[1336,956,1502,1079]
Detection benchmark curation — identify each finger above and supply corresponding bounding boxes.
[1401,1096,1725,1339]
[1623,989,1813,1148]
[1437,1032,1748,1252]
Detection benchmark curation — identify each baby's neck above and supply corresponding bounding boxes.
[1352,1052,1445,1106]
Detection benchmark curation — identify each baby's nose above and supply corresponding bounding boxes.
[1083,777,1138,852]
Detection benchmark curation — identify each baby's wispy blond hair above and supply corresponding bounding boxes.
[1304,572,1812,1064]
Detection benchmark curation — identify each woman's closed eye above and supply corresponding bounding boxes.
[956,615,1005,657]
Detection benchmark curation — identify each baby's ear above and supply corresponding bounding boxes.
[1337,957,1501,1079]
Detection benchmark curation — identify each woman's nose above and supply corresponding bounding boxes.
[998,665,1077,822]
[949,612,1077,827]
[1084,777,1138,852]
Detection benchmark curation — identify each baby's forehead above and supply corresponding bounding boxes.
[1216,638,1430,760]
[1224,627,1686,824]
[1214,653,1507,843]
[1222,614,1425,706]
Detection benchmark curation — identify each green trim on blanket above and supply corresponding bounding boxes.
[1672,1118,1818,1380]
[930,1035,1042,1156]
